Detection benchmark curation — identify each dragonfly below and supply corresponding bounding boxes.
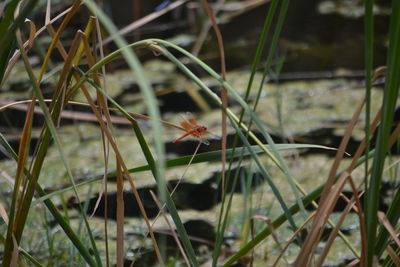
[173,113,220,145]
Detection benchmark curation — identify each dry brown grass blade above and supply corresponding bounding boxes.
[0,100,131,125]
[78,77,164,264]
[315,175,365,267]
[4,28,37,262]
[348,108,381,172]
[349,179,367,265]
[149,190,190,266]
[10,235,19,267]
[104,175,110,267]
[38,0,82,82]
[80,27,121,225]
[73,16,97,65]
[23,19,36,49]
[192,0,270,56]
[318,205,356,266]
[0,202,9,225]
[75,30,165,264]
[386,245,400,266]
[294,179,361,258]
[319,96,365,206]
[0,99,186,130]
[79,26,112,127]
[332,97,400,267]
[15,95,35,196]
[116,159,125,267]
[71,49,164,265]
[3,27,50,266]
[79,21,113,266]
[294,171,350,266]
[378,211,400,249]
[272,212,315,267]
[11,0,36,199]
[0,170,16,188]
[371,66,387,82]
[286,85,368,266]
[47,31,83,129]
[80,27,114,132]
[346,258,361,266]
[45,0,51,25]
[191,0,226,56]
[295,95,365,266]
[388,123,400,148]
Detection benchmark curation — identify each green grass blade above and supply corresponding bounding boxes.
[227,115,298,227]
[365,0,400,265]
[243,0,280,101]
[31,143,329,206]
[364,0,374,185]
[0,0,20,37]
[251,0,309,220]
[363,0,374,262]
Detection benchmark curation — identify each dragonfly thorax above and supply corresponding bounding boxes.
[196,126,207,133]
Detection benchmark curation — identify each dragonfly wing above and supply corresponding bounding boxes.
[180,121,193,130]
[184,112,198,127]
[206,130,221,140]
[188,118,197,126]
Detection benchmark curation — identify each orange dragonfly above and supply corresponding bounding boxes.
[173,113,220,145]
